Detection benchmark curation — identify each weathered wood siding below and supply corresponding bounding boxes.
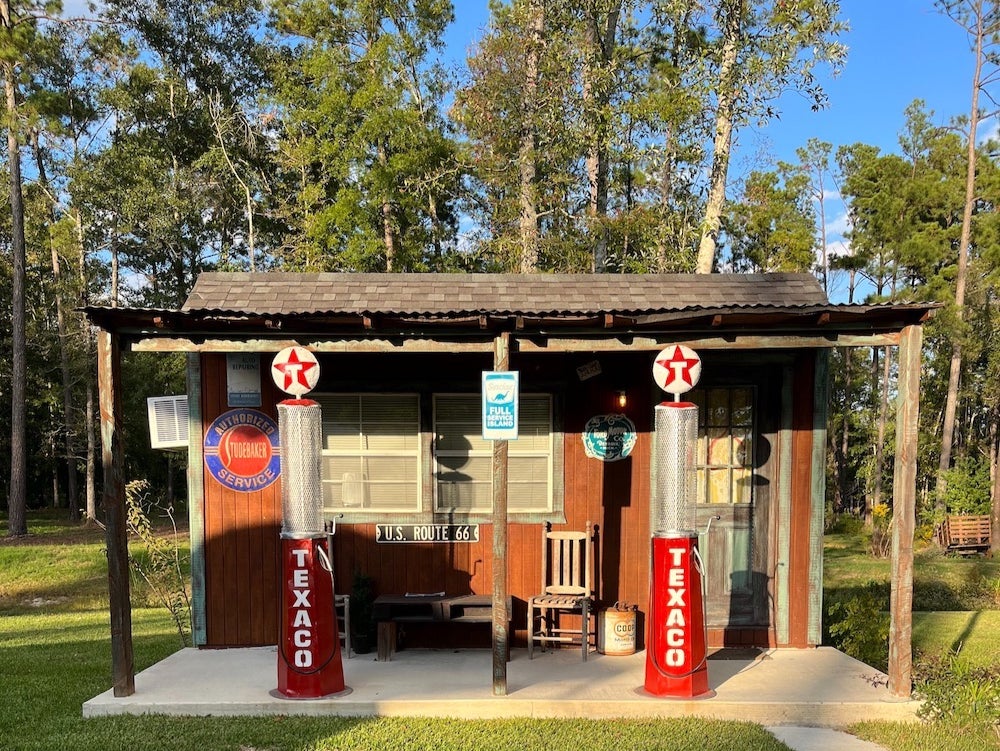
[787,352,817,648]
[201,354,283,646]
[199,350,817,650]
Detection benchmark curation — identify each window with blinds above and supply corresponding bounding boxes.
[313,393,421,513]
[433,394,553,514]
[689,387,755,505]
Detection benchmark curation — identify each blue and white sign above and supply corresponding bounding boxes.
[226,353,261,407]
[583,414,637,463]
[482,371,519,440]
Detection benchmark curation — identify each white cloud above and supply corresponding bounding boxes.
[827,239,852,259]
[977,118,1000,146]
[824,210,851,240]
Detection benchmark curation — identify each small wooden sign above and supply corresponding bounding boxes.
[376,524,480,543]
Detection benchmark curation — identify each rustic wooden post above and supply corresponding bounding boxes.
[889,323,921,698]
[97,329,135,696]
[492,331,510,696]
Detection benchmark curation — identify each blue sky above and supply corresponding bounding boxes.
[744,1,974,163]
[443,1,974,161]
[442,1,977,298]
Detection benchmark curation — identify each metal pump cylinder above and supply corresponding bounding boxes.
[278,400,324,538]
[651,402,698,537]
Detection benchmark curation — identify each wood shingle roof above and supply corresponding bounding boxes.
[82,271,938,348]
[182,272,829,316]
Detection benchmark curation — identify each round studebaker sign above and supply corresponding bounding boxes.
[203,409,281,492]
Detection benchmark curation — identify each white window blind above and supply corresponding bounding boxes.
[314,393,421,513]
[433,394,553,513]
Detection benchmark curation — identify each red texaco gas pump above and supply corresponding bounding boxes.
[645,345,712,699]
[272,347,347,699]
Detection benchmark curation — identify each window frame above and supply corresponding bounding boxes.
[690,385,757,506]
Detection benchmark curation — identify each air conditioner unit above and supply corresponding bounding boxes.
[147,395,189,450]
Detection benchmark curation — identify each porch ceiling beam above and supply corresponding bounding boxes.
[123,330,909,353]
[515,332,904,351]
[125,337,498,353]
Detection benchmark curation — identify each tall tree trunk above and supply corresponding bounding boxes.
[2,0,27,537]
[991,411,999,555]
[85,378,97,522]
[209,95,256,270]
[50,415,58,508]
[838,268,858,513]
[936,7,982,510]
[870,345,892,527]
[817,170,828,293]
[428,193,442,263]
[696,0,743,274]
[74,207,99,523]
[382,197,396,271]
[518,0,543,273]
[656,2,696,271]
[378,141,396,270]
[838,349,853,512]
[33,135,80,520]
[111,235,120,307]
[583,1,620,273]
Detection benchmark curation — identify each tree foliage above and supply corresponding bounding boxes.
[2,1,999,538]
[269,0,460,272]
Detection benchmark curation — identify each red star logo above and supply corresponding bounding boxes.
[273,348,317,391]
[656,346,700,388]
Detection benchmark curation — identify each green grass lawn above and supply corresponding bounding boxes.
[1,512,790,751]
[0,612,790,751]
[911,610,1000,666]
[2,511,998,750]
[824,528,1000,750]
[824,531,1000,611]
[0,516,110,613]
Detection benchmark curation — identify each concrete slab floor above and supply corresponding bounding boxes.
[83,646,920,730]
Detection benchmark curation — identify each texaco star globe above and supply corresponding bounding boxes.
[652,344,702,395]
[271,346,320,396]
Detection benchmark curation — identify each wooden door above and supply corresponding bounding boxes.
[691,367,780,630]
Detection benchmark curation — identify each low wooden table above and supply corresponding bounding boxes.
[374,594,511,661]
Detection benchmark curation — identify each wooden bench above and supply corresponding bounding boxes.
[938,514,991,554]
[374,594,511,661]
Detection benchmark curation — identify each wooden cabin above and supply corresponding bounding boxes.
[85,272,934,678]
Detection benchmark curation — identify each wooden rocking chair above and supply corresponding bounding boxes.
[527,521,595,661]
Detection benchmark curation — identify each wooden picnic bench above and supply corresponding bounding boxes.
[937,514,991,554]
[374,594,511,661]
